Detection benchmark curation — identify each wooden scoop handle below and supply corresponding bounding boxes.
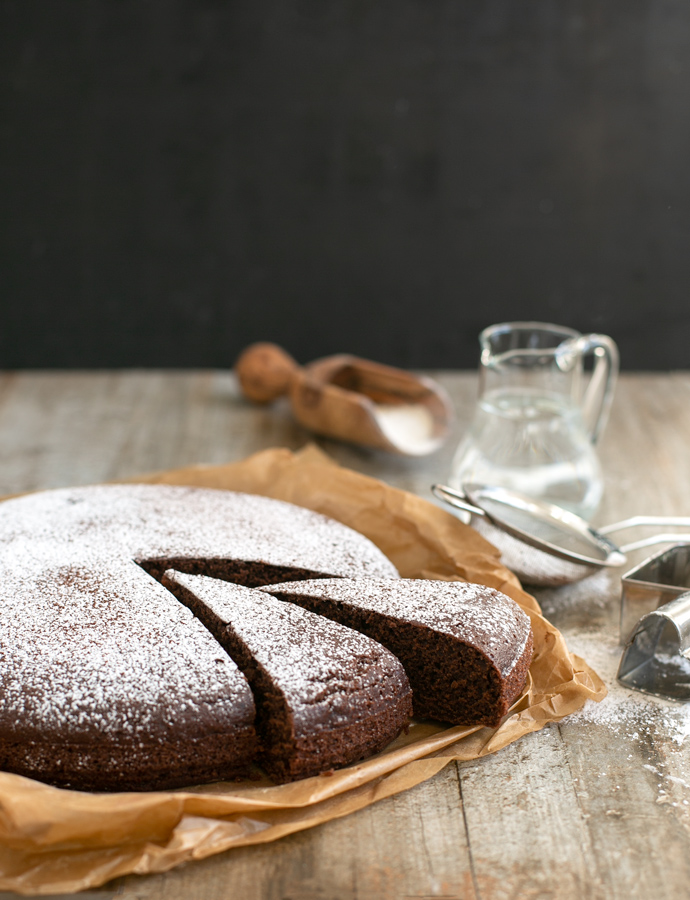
[234,342,300,403]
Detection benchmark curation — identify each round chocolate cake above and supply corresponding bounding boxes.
[0,483,533,792]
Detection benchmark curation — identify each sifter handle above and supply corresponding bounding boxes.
[600,515,690,535]
[431,484,486,518]
[619,535,690,553]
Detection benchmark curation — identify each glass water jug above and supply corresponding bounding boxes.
[450,322,619,520]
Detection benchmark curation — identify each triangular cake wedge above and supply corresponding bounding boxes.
[162,571,413,783]
[260,578,533,728]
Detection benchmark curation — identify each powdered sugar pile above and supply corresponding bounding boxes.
[373,403,441,456]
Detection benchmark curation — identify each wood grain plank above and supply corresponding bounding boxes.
[113,765,473,900]
[0,370,474,498]
[558,716,690,900]
[458,726,602,900]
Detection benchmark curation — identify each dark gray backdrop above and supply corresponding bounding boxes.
[2,1,689,369]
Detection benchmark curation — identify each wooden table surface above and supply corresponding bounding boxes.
[2,370,690,900]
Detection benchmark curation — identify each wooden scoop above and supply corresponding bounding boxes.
[234,343,454,456]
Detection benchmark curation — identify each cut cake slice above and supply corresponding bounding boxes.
[259,578,534,728]
[162,571,413,783]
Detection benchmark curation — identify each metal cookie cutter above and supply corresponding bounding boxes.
[619,543,690,642]
[618,592,690,701]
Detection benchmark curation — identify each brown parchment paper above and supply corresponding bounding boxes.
[0,446,606,895]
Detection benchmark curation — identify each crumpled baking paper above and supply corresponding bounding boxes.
[0,445,605,895]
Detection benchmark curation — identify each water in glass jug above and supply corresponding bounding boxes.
[450,322,619,520]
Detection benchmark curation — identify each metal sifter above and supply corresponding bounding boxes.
[432,483,690,588]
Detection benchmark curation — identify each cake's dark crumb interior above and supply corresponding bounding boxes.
[138,557,333,588]
[269,590,507,728]
[284,694,412,782]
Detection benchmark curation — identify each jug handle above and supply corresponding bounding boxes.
[576,334,619,444]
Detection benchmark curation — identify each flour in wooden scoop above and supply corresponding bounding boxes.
[373,403,441,455]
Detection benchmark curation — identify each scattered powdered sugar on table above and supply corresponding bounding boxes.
[559,623,690,815]
[566,628,690,747]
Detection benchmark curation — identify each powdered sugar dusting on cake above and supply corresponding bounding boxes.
[0,484,398,579]
[165,572,410,735]
[0,557,254,740]
[0,484,397,744]
[261,577,532,676]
